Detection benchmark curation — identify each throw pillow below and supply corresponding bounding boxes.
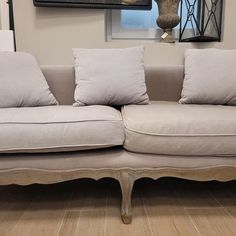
[179,48,236,105]
[73,46,149,106]
[0,52,58,108]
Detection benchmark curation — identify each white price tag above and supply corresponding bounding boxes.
[161,32,169,39]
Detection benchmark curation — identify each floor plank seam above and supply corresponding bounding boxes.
[56,208,67,236]
[141,196,155,236]
[104,191,108,236]
[183,207,202,236]
[171,183,208,236]
[56,191,74,236]
[74,210,82,235]
[69,209,103,212]
[9,193,36,234]
[209,191,236,221]
[184,207,224,210]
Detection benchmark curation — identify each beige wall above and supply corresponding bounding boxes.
[0,0,9,29]
[13,0,236,65]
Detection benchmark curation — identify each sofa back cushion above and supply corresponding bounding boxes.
[145,65,184,101]
[42,65,184,105]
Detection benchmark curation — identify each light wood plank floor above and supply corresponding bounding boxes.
[0,178,235,236]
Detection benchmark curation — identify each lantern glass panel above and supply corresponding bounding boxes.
[179,0,223,42]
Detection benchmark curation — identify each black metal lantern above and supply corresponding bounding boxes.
[179,0,223,42]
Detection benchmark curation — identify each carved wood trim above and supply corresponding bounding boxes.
[118,171,135,224]
[0,166,235,223]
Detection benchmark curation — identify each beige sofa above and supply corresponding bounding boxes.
[0,65,235,224]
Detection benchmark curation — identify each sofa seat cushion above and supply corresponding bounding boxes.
[122,101,236,156]
[0,105,124,153]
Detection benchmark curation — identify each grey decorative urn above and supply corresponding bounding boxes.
[155,0,180,43]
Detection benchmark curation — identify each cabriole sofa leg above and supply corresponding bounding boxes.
[119,171,135,224]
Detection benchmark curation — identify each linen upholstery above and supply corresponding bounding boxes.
[0,105,124,153]
[0,52,57,108]
[122,101,236,156]
[0,65,235,186]
[73,47,149,106]
[145,65,184,101]
[41,65,184,105]
[180,48,236,105]
[42,65,75,105]
[0,148,236,170]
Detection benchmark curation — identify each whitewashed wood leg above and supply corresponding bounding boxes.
[118,171,135,224]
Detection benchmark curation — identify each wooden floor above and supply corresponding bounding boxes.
[0,178,235,236]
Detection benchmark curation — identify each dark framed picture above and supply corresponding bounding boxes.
[33,0,152,10]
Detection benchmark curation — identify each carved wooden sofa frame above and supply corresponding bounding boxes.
[0,66,235,224]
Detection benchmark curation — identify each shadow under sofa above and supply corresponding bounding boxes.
[0,65,235,224]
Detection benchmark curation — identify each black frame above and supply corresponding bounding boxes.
[8,0,16,50]
[33,0,152,10]
[179,0,223,42]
